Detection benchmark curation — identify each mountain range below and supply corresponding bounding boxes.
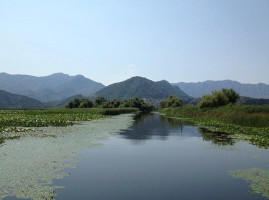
[0,73,104,102]
[173,80,269,99]
[1,73,269,108]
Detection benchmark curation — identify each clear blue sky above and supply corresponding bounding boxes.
[0,0,268,85]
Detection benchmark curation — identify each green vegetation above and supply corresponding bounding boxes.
[66,97,153,113]
[66,98,94,108]
[0,114,134,200]
[0,108,138,135]
[160,96,183,108]
[230,168,269,198]
[199,89,239,108]
[159,105,269,148]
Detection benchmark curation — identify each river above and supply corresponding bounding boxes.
[1,113,269,200]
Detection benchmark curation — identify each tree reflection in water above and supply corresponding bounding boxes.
[120,113,236,146]
[199,128,236,146]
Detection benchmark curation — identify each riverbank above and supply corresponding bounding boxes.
[0,107,138,143]
[159,105,269,148]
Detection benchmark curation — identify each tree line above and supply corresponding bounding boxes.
[65,97,154,113]
[160,88,239,109]
[66,88,240,112]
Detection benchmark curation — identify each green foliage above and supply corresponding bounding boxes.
[65,98,93,108]
[79,99,93,108]
[0,108,106,134]
[159,105,269,148]
[160,96,183,108]
[95,97,106,106]
[66,96,154,113]
[125,98,154,113]
[198,94,215,108]
[221,88,240,104]
[199,88,239,108]
[0,107,138,136]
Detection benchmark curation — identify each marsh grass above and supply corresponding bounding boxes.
[159,105,269,148]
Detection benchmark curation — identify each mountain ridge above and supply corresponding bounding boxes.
[173,80,269,98]
[0,73,105,102]
[0,90,44,108]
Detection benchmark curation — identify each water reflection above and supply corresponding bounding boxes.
[199,128,236,146]
[120,113,184,141]
[121,113,236,146]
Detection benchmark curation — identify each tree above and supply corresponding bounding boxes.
[66,101,75,108]
[211,91,229,107]
[95,97,106,106]
[198,95,215,108]
[73,98,81,108]
[160,96,183,108]
[79,99,93,108]
[221,89,239,104]
[199,88,240,108]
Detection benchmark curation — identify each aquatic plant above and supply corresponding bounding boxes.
[159,105,269,148]
[230,168,269,198]
[0,114,134,200]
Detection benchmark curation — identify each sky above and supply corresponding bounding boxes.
[0,0,268,85]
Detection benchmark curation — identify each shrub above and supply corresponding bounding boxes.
[221,88,239,104]
[199,88,239,108]
[160,96,183,108]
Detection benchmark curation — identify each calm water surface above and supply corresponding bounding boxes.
[4,113,269,200]
[55,113,269,200]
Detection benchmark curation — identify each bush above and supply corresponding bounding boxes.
[95,97,106,106]
[79,99,93,108]
[160,96,183,108]
[221,89,239,104]
[66,98,93,108]
[199,88,239,108]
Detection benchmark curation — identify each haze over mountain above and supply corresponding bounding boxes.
[94,76,191,101]
[0,73,104,102]
[173,80,269,99]
[0,90,44,109]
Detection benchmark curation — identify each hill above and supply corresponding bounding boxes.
[0,90,44,108]
[0,73,105,102]
[94,76,191,101]
[173,80,269,98]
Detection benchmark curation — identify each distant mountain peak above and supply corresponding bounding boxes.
[94,77,191,101]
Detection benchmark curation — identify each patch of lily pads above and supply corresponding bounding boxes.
[230,167,269,198]
[0,114,134,200]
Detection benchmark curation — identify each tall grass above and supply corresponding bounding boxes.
[159,105,269,148]
[160,105,269,128]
